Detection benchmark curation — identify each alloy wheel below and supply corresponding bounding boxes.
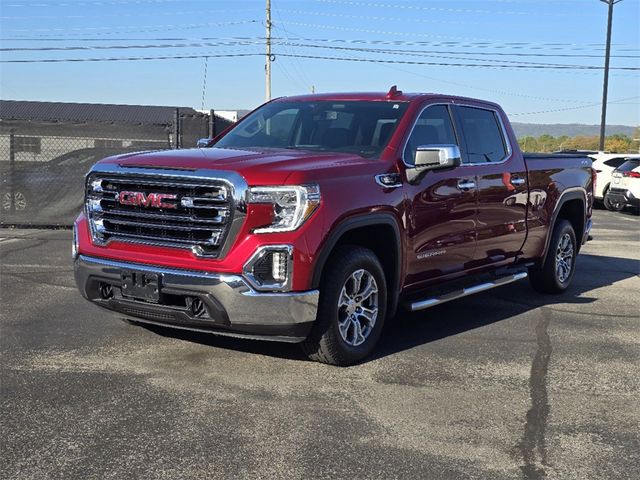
[337,269,379,347]
[2,192,27,211]
[555,233,574,283]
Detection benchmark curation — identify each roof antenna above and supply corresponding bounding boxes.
[386,85,402,99]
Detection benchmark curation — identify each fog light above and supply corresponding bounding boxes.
[243,245,293,291]
[272,251,287,282]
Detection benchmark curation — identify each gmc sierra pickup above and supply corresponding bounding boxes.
[74,87,594,365]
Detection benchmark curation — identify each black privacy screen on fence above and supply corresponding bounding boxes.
[0,101,230,226]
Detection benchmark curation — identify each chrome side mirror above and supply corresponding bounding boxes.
[197,138,211,148]
[414,144,461,170]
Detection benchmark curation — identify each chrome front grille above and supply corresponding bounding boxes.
[85,167,246,257]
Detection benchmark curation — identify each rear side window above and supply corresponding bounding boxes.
[457,106,508,164]
[403,105,457,165]
[603,157,627,168]
[616,159,640,172]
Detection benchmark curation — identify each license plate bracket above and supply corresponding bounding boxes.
[121,270,161,302]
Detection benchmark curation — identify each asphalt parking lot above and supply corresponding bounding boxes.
[1,209,638,480]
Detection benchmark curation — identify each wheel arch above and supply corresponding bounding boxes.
[311,213,403,319]
[542,188,587,260]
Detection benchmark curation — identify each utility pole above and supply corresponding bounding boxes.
[599,0,623,152]
[265,0,272,101]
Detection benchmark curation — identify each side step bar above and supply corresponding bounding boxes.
[408,272,528,312]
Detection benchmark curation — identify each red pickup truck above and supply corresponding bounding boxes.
[74,87,594,365]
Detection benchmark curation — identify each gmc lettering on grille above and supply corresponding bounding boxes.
[117,191,178,209]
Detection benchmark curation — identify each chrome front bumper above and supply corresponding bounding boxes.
[74,255,319,342]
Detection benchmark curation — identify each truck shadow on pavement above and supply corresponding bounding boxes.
[144,253,639,364]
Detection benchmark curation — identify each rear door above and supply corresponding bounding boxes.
[402,103,478,287]
[453,105,528,266]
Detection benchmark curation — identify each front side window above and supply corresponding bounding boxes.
[457,106,508,164]
[403,105,457,165]
[214,101,409,158]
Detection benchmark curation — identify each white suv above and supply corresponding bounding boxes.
[588,153,640,205]
[604,159,640,213]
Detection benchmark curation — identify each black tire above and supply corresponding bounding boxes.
[529,219,577,294]
[302,245,387,366]
[594,186,608,209]
[603,193,625,212]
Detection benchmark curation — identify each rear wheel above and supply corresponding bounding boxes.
[529,219,577,294]
[302,245,387,366]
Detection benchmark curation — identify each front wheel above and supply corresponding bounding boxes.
[529,219,577,294]
[1,190,29,212]
[302,245,387,366]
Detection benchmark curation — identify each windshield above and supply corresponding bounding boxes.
[214,100,409,158]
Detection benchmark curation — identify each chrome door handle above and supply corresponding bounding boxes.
[511,177,526,187]
[457,179,476,191]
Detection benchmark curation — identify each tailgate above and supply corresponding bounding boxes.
[611,171,626,189]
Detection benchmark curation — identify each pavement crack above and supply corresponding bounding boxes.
[517,307,552,480]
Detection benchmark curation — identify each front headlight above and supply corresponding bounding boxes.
[248,184,321,233]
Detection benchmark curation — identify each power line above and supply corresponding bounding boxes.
[314,0,595,17]
[273,53,640,71]
[510,96,639,116]
[278,9,469,26]
[6,39,638,64]
[4,51,638,72]
[200,56,208,111]
[0,8,256,20]
[274,42,640,67]
[366,61,595,104]
[271,24,606,104]
[0,40,265,52]
[2,19,258,35]
[273,6,313,90]
[0,52,262,63]
[3,33,636,54]
[274,39,640,59]
[275,21,638,51]
[3,0,187,7]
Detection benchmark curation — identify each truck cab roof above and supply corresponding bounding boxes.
[273,90,501,110]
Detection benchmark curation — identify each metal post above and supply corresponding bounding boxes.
[8,129,15,212]
[265,0,272,101]
[599,0,623,152]
[173,108,181,149]
[209,109,216,138]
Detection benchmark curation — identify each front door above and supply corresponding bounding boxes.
[402,104,477,288]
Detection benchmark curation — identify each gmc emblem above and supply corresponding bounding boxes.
[118,191,178,209]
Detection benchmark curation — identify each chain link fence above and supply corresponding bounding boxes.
[0,106,230,227]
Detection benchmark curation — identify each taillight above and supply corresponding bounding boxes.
[623,171,640,178]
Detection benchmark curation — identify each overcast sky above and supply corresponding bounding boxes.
[1,0,639,125]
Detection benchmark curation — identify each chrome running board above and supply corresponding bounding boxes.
[408,272,528,312]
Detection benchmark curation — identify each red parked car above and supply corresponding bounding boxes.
[74,88,594,365]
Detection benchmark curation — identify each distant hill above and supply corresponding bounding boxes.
[512,123,636,138]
